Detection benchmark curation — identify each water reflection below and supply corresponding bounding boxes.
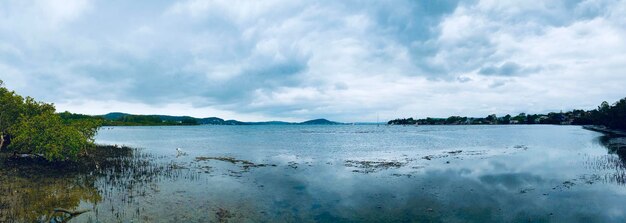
[583,135,626,185]
[1,126,626,222]
[598,135,626,159]
[236,160,624,222]
[0,166,100,222]
[0,146,181,222]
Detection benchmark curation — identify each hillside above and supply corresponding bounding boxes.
[299,119,340,125]
[92,113,342,126]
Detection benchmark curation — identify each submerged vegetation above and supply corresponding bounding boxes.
[389,97,626,130]
[194,156,277,171]
[0,145,181,222]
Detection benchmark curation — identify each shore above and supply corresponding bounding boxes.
[582,125,626,159]
[582,125,626,136]
[0,144,135,172]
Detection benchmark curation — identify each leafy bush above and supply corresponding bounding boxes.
[0,80,102,161]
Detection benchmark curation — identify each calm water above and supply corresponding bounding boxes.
[2,125,626,222]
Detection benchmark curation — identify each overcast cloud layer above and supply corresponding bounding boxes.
[0,0,625,122]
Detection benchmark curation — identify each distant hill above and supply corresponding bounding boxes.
[157,115,197,122]
[197,117,226,125]
[299,119,340,125]
[101,112,130,120]
[96,113,342,126]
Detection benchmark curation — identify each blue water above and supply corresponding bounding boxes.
[86,125,626,222]
[3,125,625,222]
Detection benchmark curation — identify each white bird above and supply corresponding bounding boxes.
[176,148,186,156]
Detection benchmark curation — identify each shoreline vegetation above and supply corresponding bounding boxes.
[61,112,342,126]
[0,80,102,162]
[0,144,173,222]
[0,78,174,219]
[387,97,626,132]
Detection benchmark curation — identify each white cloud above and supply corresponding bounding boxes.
[0,0,625,122]
[38,0,92,27]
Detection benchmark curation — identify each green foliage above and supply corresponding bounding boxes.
[0,83,23,135]
[181,118,198,125]
[446,116,467,125]
[9,112,90,161]
[118,115,162,124]
[70,119,103,144]
[21,97,55,117]
[59,111,101,122]
[0,83,24,150]
[501,114,512,124]
[0,80,102,161]
[388,97,626,130]
[593,98,626,130]
[511,113,526,123]
[58,111,104,142]
[95,113,199,126]
[387,118,416,125]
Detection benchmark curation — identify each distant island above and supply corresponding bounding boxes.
[60,112,342,126]
[388,97,626,131]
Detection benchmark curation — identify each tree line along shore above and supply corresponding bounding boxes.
[61,112,341,126]
[388,97,626,131]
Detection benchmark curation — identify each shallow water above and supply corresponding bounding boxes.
[2,125,626,222]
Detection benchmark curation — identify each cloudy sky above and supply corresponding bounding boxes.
[0,0,625,122]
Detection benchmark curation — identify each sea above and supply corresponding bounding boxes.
[2,125,626,222]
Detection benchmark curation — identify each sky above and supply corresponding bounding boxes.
[0,0,625,122]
